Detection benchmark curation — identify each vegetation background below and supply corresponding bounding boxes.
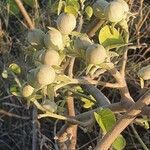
[0,0,149,150]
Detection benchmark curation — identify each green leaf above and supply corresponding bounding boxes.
[109,51,119,58]
[135,118,149,129]
[75,86,84,93]
[64,5,78,17]
[56,75,71,83]
[8,0,20,15]
[47,85,55,101]
[66,0,80,11]
[94,108,116,133]
[85,6,93,18]
[23,0,35,8]
[10,85,20,96]
[57,0,64,15]
[9,63,21,74]
[86,64,94,75]
[81,97,95,108]
[99,25,124,48]
[112,135,126,150]
[1,70,8,79]
[94,108,126,149]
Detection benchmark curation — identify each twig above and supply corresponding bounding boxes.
[131,124,149,150]
[108,64,134,103]
[95,91,150,150]
[120,47,128,77]
[14,0,34,30]
[87,20,105,37]
[32,106,39,150]
[0,109,30,119]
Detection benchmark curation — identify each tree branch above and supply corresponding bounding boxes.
[14,0,34,30]
[95,91,150,150]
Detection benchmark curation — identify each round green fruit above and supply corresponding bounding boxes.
[36,65,56,86]
[57,13,76,34]
[115,0,129,12]
[104,1,125,23]
[40,50,60,66]
[86,44,107,65]
[27,29,45,49]
[138,65,150,80]
[93,0,109,19]
[74,34,93,50]
[27,68,39,88]
[44,28,63,50]
[22,85,34,98]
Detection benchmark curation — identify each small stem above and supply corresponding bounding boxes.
[32,106,39,150]
[131,124,149,150]
[120,47,128,77]
[32,100,67,120]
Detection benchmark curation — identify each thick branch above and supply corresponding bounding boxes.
[95,91,150,150]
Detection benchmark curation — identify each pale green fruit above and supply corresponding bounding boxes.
[138,65,150,80]
[74,34,93,50]
[86,44,107,65]
[115,0,129,12]
[42,100,57,112]
[104,1,125,23]
[93,0,109,19]
[40,50,60,66]
[57,13,76,34]
[36,65,56,86]
[22,85,34,97]
[44,28,63,50]
[27,29,45,49]
[27,68,39,88]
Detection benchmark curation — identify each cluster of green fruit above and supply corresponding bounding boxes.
[22,11,109,99]
[22,12,77,111]
[93,0,129,23]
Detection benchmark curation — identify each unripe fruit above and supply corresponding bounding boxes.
[74,34,93,50]
[40,50,60,66]
[44,28,63,50]
[57,13,76,34]
[27,29,45,49]
[115,0,129,12]
[27,68,39,88]
[22,85,34,97]
[93,0,109,19]
[138,65,150,80]
[36,65,56,86]
[42,100,57,112]
[86,44,107,65]
[104,1,125,23]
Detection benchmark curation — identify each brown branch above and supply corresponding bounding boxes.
[95,90,150,150]
[14,0,34,30]
[71,78,121,88]
[108,64,134,103]
[87,20,105,37]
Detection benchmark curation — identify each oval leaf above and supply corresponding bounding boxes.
[112,134,126,150]
[94,108,116,133]
[85,6,93,19]
[64,5,78,17]
[9,63,21,74]
[99,25,124,48]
